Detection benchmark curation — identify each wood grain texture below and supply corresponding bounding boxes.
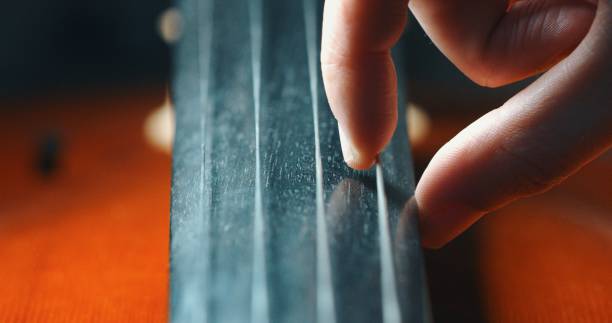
[476,156,612,323]
[0,86,170,323]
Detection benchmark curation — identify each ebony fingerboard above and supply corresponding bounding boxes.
[169,0,432,322]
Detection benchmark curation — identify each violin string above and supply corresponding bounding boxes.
[304,1,337,322]
[249,0,270,321]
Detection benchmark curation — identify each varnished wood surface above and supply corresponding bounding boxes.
[0,86,170,322]
[0,86,610,322]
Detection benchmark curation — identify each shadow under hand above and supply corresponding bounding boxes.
[325,178,434,323]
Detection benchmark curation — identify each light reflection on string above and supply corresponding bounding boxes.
[249,0,270,322]
[304,1,337,323]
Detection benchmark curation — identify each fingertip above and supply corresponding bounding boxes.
[345,158,377,171]
[321,0,407,171]
[420,236,447,250]
[338,123,380,170]
[416,194,485,249]
[414,137,491,249]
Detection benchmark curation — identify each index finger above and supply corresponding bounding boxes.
[321,0,409,169]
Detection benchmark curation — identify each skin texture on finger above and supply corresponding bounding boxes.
[409,0,596,87]
[415,0,612,248]
[322,0,595,170]
[321,0,408,169]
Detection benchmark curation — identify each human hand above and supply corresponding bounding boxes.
[321,0,612,248]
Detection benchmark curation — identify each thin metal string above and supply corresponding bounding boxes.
[304,1,337,322]
[249,0,270,321]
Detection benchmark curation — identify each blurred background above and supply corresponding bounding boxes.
[0,1,610,322]
[0,0,169,97]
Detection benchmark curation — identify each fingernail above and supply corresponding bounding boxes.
[338,124,375,169]
[338,125,357,165]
